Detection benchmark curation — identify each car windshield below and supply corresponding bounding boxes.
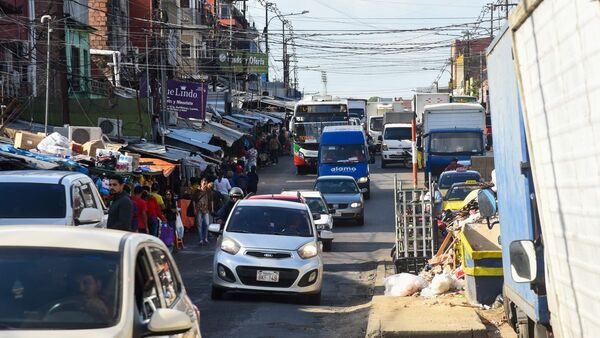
[0,183,66,218]
[429,132,483,154]
[227,206,313,237]
[384,127,411,140]
[439,172,482,189]
[446,186,479,201]
[349,109,365,119]
[370,117,383,131]
[305,197,328,214]
[0,248,120,329]
[320,144,367,164]
[315,179,359,194]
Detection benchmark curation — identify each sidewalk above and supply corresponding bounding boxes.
[365,260,516,338]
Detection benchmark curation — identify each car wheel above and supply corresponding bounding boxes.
[381,160,387,168]
[211,285,226,300]
[323,240,332,252]
[357,213,365,226]
[305,291,321,306]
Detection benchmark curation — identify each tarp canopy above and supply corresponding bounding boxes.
[138,157,177,177]
[221,116,254,133]
[201,121,245,147]
[250,112,284,124]
[125,142,208,167]
[165,129,222,154]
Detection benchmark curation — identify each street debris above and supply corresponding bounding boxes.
[384,273,428,297]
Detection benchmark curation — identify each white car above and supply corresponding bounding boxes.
[0,226,201,337]
[0,171,106,228]
[209,199,324,305]
[281,190,334,251]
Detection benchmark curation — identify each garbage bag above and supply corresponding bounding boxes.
[420,273,454,298]
[37,132,71,157]
[384,273,428,297]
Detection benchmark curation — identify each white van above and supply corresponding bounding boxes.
[0,171,107,227]
[380,123,412,168]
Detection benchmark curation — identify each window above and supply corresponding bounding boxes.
[439,173,482,189]
[181,43,191,58]
[227,206,313,237]
[220,4,231,19]
[71,46,81,91]
[314,179,359,194]
[72,185,85,219]
[180,0,190,8]
[80,183,99,209]
[0,183,66,218]
[320,144,366,164]
[305,197,327,214]
[134,249,161,321]
[0,248,120,329]
[429,132,483,154]
[446,185,479,201]
[148,247,180,307]
[369,117,383,131]
[383,127,412,141]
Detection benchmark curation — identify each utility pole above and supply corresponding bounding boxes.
[282,20,289,93]
[490,4,494,40]
[145,35,153,117]
[228,3,233,114]
[41,15,52,135]
[505,0,509,19]
[56,3,70,125]
[264,3,269,81]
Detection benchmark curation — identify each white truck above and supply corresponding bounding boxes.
[422,103,486,179]
[347,98,367,123]
[412,93,450,123]
[487,2,600,337]
[380,123,412,168]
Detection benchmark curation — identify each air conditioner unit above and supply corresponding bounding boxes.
[98,118,123,138]
[68,126,103,144]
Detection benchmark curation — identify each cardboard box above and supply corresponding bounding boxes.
[83,140,105,156]
[13,131,46,150]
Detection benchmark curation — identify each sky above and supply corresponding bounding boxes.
[246,0,502,99]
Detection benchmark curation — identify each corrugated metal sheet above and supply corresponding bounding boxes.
[201,121,244,147]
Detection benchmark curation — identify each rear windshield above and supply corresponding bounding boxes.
[446,186,479,201]
[0,248,120,329]
[0,183,66,218]
[305,197,327,214]
[227,206,313,237]
[439,172,481,189]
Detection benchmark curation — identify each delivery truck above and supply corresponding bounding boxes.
[487,2,600,337]
[412,93,450,123]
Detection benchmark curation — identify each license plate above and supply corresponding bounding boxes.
[335,211,342,217]
[256,270,279,282]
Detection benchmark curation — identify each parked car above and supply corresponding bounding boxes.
[0,171,106,228]
[281,190,335,251]
[0,226,201,337]
[443,182,488,211]
[437,169,482,197]
[209,199,324,305]
[314,175,365,226]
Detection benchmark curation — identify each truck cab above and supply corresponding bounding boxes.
[367,116,383,149]
[380,123,412,168]
[318,126,371,199]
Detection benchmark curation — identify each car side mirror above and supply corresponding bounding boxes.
[146,308,193,336]
[377,135,382,141]
[328,208,336,214]
[319,230,334,240]
[75,208,103,226]
[208,223,222,234]
[312,213,321,221]
[360,188,368,194]
[509,240,537,283]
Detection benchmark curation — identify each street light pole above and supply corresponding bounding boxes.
[264,3,270,81]
[41,15,52,135]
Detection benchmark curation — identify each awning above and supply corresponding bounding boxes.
[138,157,177,177]
[125,142,207,165]
[201,121,245,147]
[250,112,284,124]
[165,129,222,154]
[221,116,254,133]
[259,97,296,111]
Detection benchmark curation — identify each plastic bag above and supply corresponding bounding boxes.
[175,213,185,239]
[384,273,428,297]
[420,273,454,298]
[37,132,71,157]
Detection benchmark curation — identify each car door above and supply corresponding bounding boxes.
[147,245,201,337]
[74,179,105,228]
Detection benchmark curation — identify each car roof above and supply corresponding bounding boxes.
[316,175,356,181]
[440,170,481,176]
[247,194,304,202]
[0,170,87,184]
[281,190,324,199]
[236,199,308,210]
[0,226,153,252]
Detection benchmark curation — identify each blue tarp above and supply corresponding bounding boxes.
[0,144,88,173]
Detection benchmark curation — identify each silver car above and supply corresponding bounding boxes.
[314,175,365,226]
[209,199,324,305]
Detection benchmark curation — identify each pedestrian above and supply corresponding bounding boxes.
[268,134,281,164]
[150,183,165,209]
[247,165,259,195]
[278,129,286,155]
[237,168,248,194]
[195,179,213,245]
[106,175,133,231]
[143,186,166,237]
[246,146,258,171]
[432,183,443,218]
[131,185,148,233]
[213,171,232,201]
[444,157,464,171]
[163,190,178,228]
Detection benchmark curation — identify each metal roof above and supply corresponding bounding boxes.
[201,121,245,147]
[165,129,222,154]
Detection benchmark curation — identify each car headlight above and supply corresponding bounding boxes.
[357,176,369,184]
[381,144,388,151]
[298,151,305,159]
[297,242,318,259]
[351,202,362,208]
[221,238,241,255]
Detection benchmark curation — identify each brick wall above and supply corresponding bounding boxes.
[88,0,108,49]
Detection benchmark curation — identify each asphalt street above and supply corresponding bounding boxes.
[174,155,413,338]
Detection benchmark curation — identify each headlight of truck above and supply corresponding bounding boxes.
[298,151,305,159]
[357,176,369,184]
[298,242,318,259]
[221,238,241,255]
[381,144,388,151]
[351,202,362,208]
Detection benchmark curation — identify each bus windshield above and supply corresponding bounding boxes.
[294,122,347,143]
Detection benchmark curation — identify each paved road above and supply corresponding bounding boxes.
[175,155,412,338]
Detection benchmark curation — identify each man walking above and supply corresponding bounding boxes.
[269,134,281,164]
[247,165,259,195]
[107,175,133,231]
